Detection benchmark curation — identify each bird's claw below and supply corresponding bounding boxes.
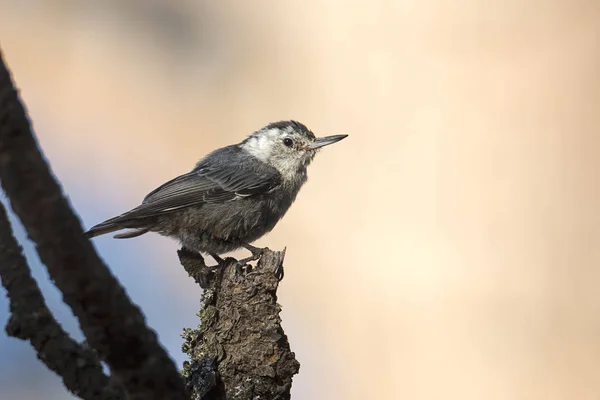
[234,243,266,277]
[178,248,222,288]
[235,262,253,276]
[241,243,265,260]
[275,262,284,281]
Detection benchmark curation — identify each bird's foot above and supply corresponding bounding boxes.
[234,243,266,276]
[178,247,222,288]
[235,262,252,276]
[275,262,284,281]
[241,243,265,259]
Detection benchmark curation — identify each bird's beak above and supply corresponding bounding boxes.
[307,134,349,150]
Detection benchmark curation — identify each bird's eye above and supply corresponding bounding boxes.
[283,138,294,147]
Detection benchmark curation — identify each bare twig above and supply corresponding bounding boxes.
[180,249,300,400]
[0,202,127,400]
[0,48,187,399]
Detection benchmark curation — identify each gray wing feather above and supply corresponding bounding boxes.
[128,148,281,218]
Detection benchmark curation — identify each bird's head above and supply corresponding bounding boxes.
[241,120,347,180]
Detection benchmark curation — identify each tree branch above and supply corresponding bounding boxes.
[179,249,300,400]
[0,201,127,400]
[0,48,187,399]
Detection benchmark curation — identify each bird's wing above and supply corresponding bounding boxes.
[128,159,281,218]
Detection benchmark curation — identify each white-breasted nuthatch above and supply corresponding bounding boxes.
[86,121,347,264]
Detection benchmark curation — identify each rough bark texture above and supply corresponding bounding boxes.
[0,47,187,399]
[0,202,127,400]
[179,250,300,400]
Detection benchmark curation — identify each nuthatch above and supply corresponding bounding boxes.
[86,121,347,266]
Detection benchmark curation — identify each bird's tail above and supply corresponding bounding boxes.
[85,212,150,239]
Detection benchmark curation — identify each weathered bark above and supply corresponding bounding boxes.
[179,250,300,399]
[0,47,187,399]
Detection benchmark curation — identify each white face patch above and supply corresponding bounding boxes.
[240,127,313,182]
[240,128,280,163]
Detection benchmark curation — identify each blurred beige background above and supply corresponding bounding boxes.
[1,1,600,399]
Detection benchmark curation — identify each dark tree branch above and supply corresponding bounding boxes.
[0,202,127,400]
[179,249,300,400]
[0,48,187,399]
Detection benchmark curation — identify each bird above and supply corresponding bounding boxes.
[85,120,347,265]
